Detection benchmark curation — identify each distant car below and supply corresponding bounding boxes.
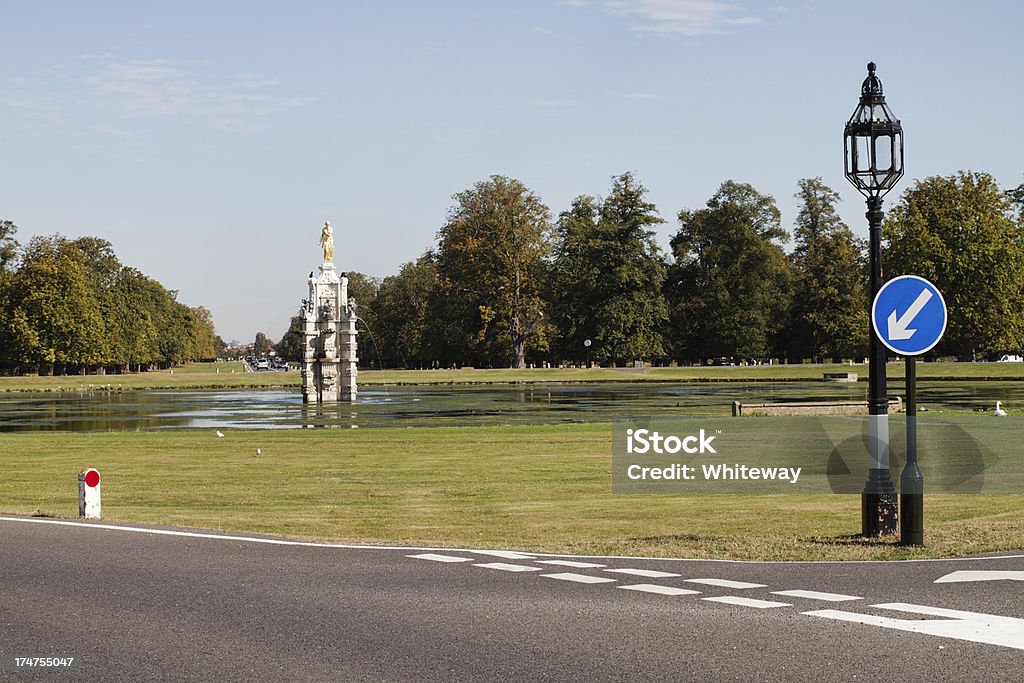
[997,354,1023,363]
[711,357,736,366]
[255,358,270,370]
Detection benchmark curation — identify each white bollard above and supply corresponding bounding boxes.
[78,468,101,519]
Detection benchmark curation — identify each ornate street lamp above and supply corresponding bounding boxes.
[844,62,904,536]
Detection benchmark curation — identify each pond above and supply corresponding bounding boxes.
[0,380,1019,431]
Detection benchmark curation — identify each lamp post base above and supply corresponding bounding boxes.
[900,493,924,546]
[862,491,898,536]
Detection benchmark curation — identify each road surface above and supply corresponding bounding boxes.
[2,516,1022,681]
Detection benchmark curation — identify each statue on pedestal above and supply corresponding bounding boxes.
[320,221,334,262]
[301,220,358,404]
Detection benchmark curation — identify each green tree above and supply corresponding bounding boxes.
[433,175,552,368]
[668,181,792,362]
[373,254,439,368]
[343,271,382,367]
[1008,177,1024,221]
[188,306,219,360]
[787,178,868,361]
[885,171,1024,360]
[549,173,668,365]
[254,331,274,356]
[106,267,160,372]
[548,196,601,362]
[7,236,108,373]
[0,220,18,273]
[275,313,305,363]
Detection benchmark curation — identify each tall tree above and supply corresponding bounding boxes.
[788,178,868,361]
[1007,176,1024,221]
[885,171,1024,360]
[373,254,439,368]
[548,196,602,361]
[0,232,221,373]
[0,220,18,273]
[668,181,792,361]
[6,236,108,373]
[253,331,274,356]
[343,271,382,367]
[433,175,551,368]
[106,267,160,372]
[549,172,668,365]
[275,314,305,363]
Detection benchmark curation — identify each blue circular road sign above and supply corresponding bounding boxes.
[871,275,947,356]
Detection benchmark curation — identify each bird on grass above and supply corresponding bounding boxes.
[216,430,225,437]
[256,448,262,456]
[994,401,1007,417]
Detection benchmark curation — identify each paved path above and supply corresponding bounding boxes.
[2,516,1022,681]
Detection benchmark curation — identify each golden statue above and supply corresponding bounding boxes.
[320,221,334,262]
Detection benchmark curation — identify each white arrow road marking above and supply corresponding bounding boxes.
[407,553,474,563]
[934,570,1024,583]
[619,584,701,596]
[542,573,617,584]
[804,603,1024,651]
[703,596,791,609]
[685,578,766,589]
[887,288,933,340]
[771,590,862,602]
[474,562,542,572]
[604,568,681,578]
[535,560,606,568]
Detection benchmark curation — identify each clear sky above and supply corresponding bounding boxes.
[3,1,1022,344]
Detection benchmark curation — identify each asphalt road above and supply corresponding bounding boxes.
[1,516,1022,681]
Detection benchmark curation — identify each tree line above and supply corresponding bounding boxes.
[0,227,224,375]
[277,170,1024,367]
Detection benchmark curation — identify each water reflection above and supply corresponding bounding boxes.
[0,380,1018,432]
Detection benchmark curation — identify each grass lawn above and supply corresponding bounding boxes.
[2,423,1021,561]
[3,360,1024,393]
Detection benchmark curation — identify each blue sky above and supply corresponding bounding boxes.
[3,1,1022,343]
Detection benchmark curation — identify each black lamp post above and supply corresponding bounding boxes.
[843,62,904,536]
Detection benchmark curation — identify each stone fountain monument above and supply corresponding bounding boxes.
[300,221,358,403]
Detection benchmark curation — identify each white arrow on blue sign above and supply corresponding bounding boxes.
[871,275,947,356]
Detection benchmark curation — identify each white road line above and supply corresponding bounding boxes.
[805,603,1024,651]
[472,550,537,560]
[771,589,862,602]
[536,560,606,568]
[685,578,767,589]
[703,596,791,609]
[474,562,542,572]
[542,573,617,584]
[619,584,701,596]
[604,568,681,578]
[408,553,473,563]
[4,517,1023,565]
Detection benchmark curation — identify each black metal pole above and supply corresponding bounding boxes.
[900,356,924,545]
[863,195,898,536]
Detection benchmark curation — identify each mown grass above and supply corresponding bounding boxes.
[3,360,1024,393]
[2,423,1021,561]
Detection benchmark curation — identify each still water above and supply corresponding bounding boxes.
[0,380,1018,432]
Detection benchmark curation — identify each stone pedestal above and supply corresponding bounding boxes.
[301,262,358,403]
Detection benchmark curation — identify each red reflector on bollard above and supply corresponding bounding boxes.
[83,469,100,488]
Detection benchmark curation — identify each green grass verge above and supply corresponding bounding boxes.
[4,361,1024,393]
[2,423,1021,561]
